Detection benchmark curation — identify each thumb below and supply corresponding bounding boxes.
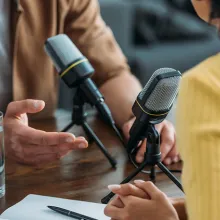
[134,181,163,200]
[135,140,147,163]
[122,117,135,140]
[6,100,45,117]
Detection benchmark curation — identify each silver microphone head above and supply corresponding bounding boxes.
[44,34,83,73]
[137,68,181,114]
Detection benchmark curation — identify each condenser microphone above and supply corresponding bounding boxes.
[127,68,182,154]
[44,34,116,127]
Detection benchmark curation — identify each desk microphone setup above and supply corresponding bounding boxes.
[44,34,126,168]
[44,34,183,212]
[102,67,183,204]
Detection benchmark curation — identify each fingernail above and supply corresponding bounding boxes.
[77,137,86,141]
[78,143,87,149]
[164,158,172,165]
[134,180,145,184]
[66,136,75,143]
[108,184,121,191]
[34,101,41,109]
[137,155,144,163]
[173,156,179,163]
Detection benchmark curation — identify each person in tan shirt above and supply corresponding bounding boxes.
[1,0,178,166]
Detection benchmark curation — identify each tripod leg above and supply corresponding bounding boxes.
[61,122,75,132]
[101,161,147,204]
[150,166,156,181]
[157,162,183,192]
[83,128,94,144]
[82,122,117,169]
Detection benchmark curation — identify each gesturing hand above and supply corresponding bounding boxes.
[4,99,88,165]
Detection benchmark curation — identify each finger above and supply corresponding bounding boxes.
[173,154,181,162]
[122,117,135,140]
[160,124,175,164]
[133,180,164,200]
[135,139,147,163]
[110,196,124,208]
[14,151,60,166]
[155,122,164,134]
[17,126,75,145]
[104,204,123,219]
[108,183,148,199]
[165,137,178,164]
[19,138,88,156]
[118,195,141,207]
[15,125,88,147]
[6,100,45,117]
[66,137,88,149]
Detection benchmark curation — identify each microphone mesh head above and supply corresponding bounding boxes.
[44,34,83,72]
[140,68,181,112]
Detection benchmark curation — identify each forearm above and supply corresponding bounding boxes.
[171,198,187,220]
[100,73,142,128]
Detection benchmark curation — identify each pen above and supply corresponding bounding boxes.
[47,206,98,220]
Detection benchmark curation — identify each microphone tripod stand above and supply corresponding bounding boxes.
[101,123,183,204]
[61,89,117,168]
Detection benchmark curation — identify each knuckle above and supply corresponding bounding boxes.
[7,102,15,111]
[40,132,48,145]
[126,183,134,191]
[157,192,167,200]
[154,190,165,199]
[164,136,174,146]
[104,206,110,216]
[145,181,154,188]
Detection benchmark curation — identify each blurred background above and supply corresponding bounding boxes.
[58,0,220,110]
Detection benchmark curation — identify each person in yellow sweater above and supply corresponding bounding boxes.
[104,0,220,219]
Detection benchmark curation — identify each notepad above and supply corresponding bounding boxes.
[1,194,110,220]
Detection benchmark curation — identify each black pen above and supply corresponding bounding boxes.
[48,206,98,220]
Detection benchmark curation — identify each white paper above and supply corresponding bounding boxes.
[1,194,110,220]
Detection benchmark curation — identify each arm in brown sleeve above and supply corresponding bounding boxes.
[64,0,142,127]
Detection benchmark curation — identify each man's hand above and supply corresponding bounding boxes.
[4,99,88,166]
[122,118,180,165]
[104,181,179,220]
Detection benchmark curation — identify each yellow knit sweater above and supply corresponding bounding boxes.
[176,53,220,220]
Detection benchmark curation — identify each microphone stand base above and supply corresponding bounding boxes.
[61,89,117,169]
[101,124,183,204]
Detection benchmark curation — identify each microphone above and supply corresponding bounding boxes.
[44,34,122,138]
[101,67,182,204]
[127,68,181,154]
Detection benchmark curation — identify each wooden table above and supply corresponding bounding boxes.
[0,110,184,213]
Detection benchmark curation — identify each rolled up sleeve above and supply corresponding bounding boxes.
[64,0,131,86]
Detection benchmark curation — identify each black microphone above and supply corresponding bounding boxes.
[127,68,182,154]
[101,67,182,204]
[44,34,122,138]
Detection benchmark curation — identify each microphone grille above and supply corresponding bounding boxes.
[44,34,83,72]
[139,68,176,99]
[145,75,180,112]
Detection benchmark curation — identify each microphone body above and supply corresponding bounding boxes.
[127,68,181,154]
[44,34,115,126]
